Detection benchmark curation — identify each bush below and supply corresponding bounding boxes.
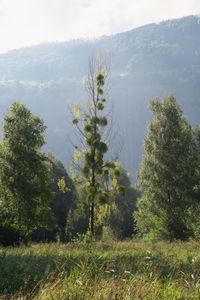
[0,220,29,246]
[101,226,116,241]
[0,220,20,246]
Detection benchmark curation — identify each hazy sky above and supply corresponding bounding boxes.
[0,0,200,54]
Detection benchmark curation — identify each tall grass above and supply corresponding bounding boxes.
[1,240,200,299]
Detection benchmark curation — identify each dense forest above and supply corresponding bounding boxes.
[0,15,200,180]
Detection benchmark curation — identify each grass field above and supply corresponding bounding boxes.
[1,240,200,299]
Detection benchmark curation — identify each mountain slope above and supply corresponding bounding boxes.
[0,15,200,180]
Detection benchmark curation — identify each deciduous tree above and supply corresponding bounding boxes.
[134,94,198,240]
[0,102,53,242]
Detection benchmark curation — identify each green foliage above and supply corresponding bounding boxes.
[98,193,109,205]
[105,162,115,169]
[97,103,104,110]
[57,176,71,193]
[102,163,138,239]
[67,163,137,241]
[65,190,89,241]
[72,118,78,126]
[39,152,76,242]
[0,102,54,242]
[135,94,200,240]
[0,219,19,246]
[82,166,90,177]
[117,185,125,195]
[101,225,116,241]
[99,117,107,126]
[84,124,92,132]
[114,168,121,178]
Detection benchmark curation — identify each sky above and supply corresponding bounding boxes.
[0,0,200,54]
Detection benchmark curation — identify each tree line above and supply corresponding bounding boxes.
[0,57,137,245]
[0,100,136,245]
[1,57,200,245]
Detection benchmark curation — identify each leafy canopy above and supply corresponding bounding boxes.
[135,94,199,240]
[0,101,53,240]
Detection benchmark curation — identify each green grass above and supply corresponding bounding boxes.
[1,240,200,299]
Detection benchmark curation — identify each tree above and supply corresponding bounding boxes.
[46,152,76,241]
[66,163,136,241]
[134,94,198,240]
[104,163,138,239]
[65,192,90,242]
[71,55,123,238]
[186,125,200,238]
[31,152,76,242]
[0,102,53,242]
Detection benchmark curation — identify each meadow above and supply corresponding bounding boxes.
[1,240,200,299]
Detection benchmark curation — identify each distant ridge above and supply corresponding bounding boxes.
[0,15,200,180]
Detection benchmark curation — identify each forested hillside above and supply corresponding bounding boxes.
[0,15,200,179]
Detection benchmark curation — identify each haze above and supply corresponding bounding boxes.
[0,0,200,54]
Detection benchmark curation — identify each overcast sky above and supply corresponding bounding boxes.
[0,0,200,54]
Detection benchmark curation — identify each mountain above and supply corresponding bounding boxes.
[0,15,200,181]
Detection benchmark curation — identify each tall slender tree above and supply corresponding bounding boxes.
[71,56,123,237]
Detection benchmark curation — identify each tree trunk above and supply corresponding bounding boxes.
[18,214,22,244]
[90,200,94,237]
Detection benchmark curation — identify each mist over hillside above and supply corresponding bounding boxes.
[0,15,200,181]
